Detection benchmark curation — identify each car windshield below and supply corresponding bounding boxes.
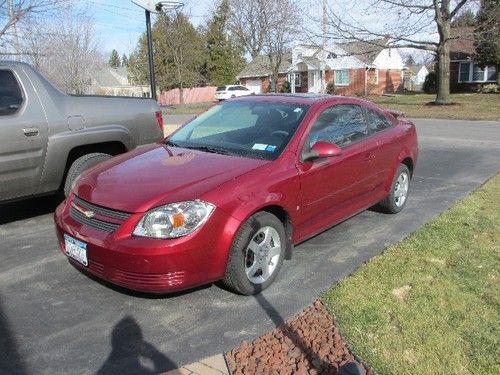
[168,101,310,160]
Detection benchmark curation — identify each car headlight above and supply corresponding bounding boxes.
[133,200,215,239]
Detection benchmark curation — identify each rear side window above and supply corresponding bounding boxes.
[216,86,226,91]
[366,108,393,132]
[228,86,238,91]
[0,70,23,116]
[307,104,369,148]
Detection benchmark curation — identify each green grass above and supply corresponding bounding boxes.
[370,93,500,121]
[162,102,215,115]
[162,94,500,121]
[323,174,500,375]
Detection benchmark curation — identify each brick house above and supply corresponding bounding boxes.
[449,27,498,92]
[237,38,404,95]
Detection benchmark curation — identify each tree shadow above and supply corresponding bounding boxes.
[0,194,64,225]
[97,316,176,375]
[0,295,28,375]
[253,293,365,375]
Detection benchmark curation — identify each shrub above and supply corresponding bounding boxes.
[326,82,336,94]
[479,83,498,93]
[279,81,291,93]
[423,72,437,94]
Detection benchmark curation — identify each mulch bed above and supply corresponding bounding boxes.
[225,301,373,375]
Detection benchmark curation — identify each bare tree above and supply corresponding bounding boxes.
[0,0,63,55]
[228,0,267,59]
[23,5,104,94]
[322,0,475,104]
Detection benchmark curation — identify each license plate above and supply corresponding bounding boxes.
[64,234,88,266]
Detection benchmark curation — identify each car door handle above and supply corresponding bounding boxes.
[23,127,39,137]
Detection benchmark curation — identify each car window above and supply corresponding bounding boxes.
[169,101,310,160]
[307,104,369,149]
[0,70,23,116]
[366,108,393,132]
[228,86,238,91]
[238,86,249,91]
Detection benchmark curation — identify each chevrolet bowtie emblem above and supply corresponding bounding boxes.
[72,202,95,218]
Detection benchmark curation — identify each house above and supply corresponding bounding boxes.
[403,64,430,91]
[449,27,498,92]
[237,38,404,95]
[90,67,151,97]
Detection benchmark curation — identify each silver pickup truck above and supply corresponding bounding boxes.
[0,61,163,202]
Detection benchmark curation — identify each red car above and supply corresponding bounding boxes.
[54,95,418,295]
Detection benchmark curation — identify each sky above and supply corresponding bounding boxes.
[86,0,213,56]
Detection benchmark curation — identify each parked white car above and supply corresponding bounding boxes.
[214,85,253,100]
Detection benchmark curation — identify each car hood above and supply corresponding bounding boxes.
[74,144,268,213]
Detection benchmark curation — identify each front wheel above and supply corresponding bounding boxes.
[223,212,286,295]
[379,164,411,214]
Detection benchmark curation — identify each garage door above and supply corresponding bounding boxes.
[244,79,262,94]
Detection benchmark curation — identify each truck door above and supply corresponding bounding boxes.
[0,68,49,201]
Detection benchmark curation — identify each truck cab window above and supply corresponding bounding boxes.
[0,70,24,116]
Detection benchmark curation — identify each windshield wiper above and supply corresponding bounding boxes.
[182,145,232,155]
[165,140,180,147]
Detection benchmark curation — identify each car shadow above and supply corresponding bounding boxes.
[97,315,177,374]
[0,295,28,375]
[0,194,64,225]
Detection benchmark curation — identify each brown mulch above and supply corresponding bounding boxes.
[225,301,373,375]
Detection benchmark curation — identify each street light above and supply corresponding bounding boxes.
[131,0,184,101]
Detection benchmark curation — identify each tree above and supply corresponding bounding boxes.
[228,0,302,92]
[128,12,204,103]
[1,0,64,56]
[122,53,129,67]
[474,0,499,84]
[451,8,477,27]
[205,0,244,86]
[109,49,120,68]
[324,0,474,104]
[405,54,416,67]
[23,5,104,94]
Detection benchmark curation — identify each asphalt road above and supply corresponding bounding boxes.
[1,119,499,374]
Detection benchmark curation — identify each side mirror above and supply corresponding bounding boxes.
[303,141,342,161]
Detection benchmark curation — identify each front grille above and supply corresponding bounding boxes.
[73,196,131,220]
[70,206,120,233]
[113,269,186,288]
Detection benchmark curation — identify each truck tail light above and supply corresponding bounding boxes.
[155,111,164,133]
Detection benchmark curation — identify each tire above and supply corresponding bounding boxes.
[63,153,112,197]
[223,212,286,295]
[379,164,411,214]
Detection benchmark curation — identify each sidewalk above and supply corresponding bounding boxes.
[163,354,229,375]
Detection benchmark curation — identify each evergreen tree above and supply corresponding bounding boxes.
[474,0,499,84]
[122,54,129,67]
[128,13,204,103]
[451,9,477,28]
[204,0,245,86]
[109,49,120,68]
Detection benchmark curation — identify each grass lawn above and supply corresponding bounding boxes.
[323,174,500,375]
[162,94,499,121]
[370,93,500,121]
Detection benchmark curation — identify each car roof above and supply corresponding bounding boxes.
[230,93,357,106]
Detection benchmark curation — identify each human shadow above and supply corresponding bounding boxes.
[253,293,366,375]
[97,316,176,375]
[0,295,28,375]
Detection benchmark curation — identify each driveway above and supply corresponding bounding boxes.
[1,119,499,374]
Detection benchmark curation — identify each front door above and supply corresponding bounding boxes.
[308,71,319,93]
[0,68,48,200]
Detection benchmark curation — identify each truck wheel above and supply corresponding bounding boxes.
[63,153,112,197]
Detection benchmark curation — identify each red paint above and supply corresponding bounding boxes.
[54,95,418,293]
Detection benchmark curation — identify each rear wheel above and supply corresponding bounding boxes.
[63,153,112,196]
[223,212,286,295]
[379,164,410,214]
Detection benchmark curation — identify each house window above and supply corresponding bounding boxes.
[459,62,470,82]
[335,70,349,86]
[458,62,497,83]
[294,74,301,87]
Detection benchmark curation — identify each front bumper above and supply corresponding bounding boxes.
[54,195,240,293]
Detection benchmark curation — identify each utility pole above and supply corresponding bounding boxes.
[7,0,20,60]
[321,0,327,93]
[145,9,156,100]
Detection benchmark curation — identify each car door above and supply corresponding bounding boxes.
[364,107,402,193]
[0,68,49,200]
[295,103,378,239]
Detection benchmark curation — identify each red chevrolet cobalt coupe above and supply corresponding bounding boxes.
[55,95,418,295]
